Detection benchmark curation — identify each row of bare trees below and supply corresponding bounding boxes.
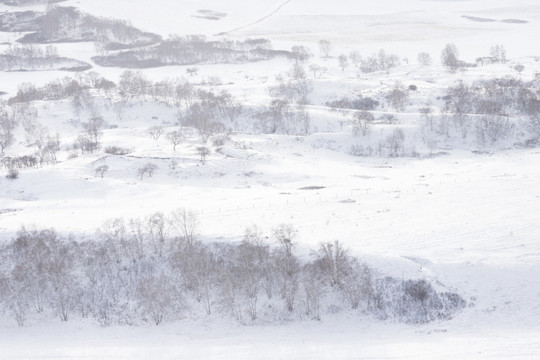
[0,214,465,327]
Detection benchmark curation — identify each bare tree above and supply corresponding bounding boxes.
[313,241,351,287]
[419,105,435,131]
[417,52,432,66]
[290,45,311,64]
[196,146,210,164]
[385,128,406,157]
[186,67,199,76]
[79,116,104,153]
[95,165,109,178]
[272,223,297,257]
[147,125,164,140]
[0,109,16,154]
[341,260,373,310]
[146,212,168,257]
[351,110,374,136]
[301,263,325,320]
[338,54,349,71]
[137,163,158,179]
[385,82,409,111]
[308,64,327,79]
[475,115,513,145]
[166,130,183,151]
[318,39,332,59]
[349,51,361,68]
[489,44,507,63]
[169,208,199,249]
[441,43,460,71]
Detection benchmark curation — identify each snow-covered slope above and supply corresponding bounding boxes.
[1,0,540,359]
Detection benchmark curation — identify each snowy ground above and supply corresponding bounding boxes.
[1,0,540,358]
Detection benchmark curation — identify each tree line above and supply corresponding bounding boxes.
[0,211,465,327]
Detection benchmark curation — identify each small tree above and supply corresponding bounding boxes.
[137,162,158,179]
[420,105,434,131]
[186,67,198,76]
[308,64,327,79]
[147,125,164,140]
[166,130,183,151]
[514,64,524,74]
[417,52,432,66]
[196,146,210,164]
[441,43,460,71]
[0,110,16,154]
[385,82,409,111]
[290,45,311,64]
[6,167,19,179]
[349,51,361,68]
[351,110,374,136]
[272,223,297,257]
[338,54,349,71]
[169,208,199,249]
[489,44,507,63]
[318,39,332,59]
[94,165,109,178]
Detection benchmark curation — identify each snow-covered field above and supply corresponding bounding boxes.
[1,0,540,358]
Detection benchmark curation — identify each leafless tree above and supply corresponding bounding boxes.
[146,212,168,257]
[313,241,351,287]
[385,82,409,111]
[489,45,507,63]
[0,109,16,154]
[308,64,327,79]
[514,64,524,74]
[351,110,374,136]
[186,67,198,77]
[318,39,332,59]
[137,163,158,179]
[419,105,435,131]
[166,130,183,151]
[385,128,406,157]
[272,223,297,257]
[95,165,109,178]
[349,50,361,68]
[290,45,311,64]
[475,115,513,145]
[197,146,210,164]
[169,208,199,249]
[338,54,349,71]
[417,52,432,66]
[147,125,164,140]
[441,43,460,71]
[301,263,325,320]
[341,260,373,310]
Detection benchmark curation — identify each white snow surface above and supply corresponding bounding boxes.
[1,0,540,359]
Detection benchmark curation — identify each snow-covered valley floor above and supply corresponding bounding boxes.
[1,0,540,358]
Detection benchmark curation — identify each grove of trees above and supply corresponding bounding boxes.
[0,217,466,327]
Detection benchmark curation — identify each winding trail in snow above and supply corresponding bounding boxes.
[215,0,291,36]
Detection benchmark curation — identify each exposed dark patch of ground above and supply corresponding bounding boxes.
[192,9,227,21]
[501,19,529,24]
[462,15,496,22]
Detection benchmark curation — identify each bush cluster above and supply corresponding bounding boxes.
[0,215,465,327]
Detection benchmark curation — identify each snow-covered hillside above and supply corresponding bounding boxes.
[1,0,540,359]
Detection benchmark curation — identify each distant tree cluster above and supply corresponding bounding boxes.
[345,49,401,74]
[0,219,465,327]
[422,77,540,145]
[0,0,66,6]
[92,36,283,68]
[255,64,313,135]
[0,6,160,48]
[0,44,90,71]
